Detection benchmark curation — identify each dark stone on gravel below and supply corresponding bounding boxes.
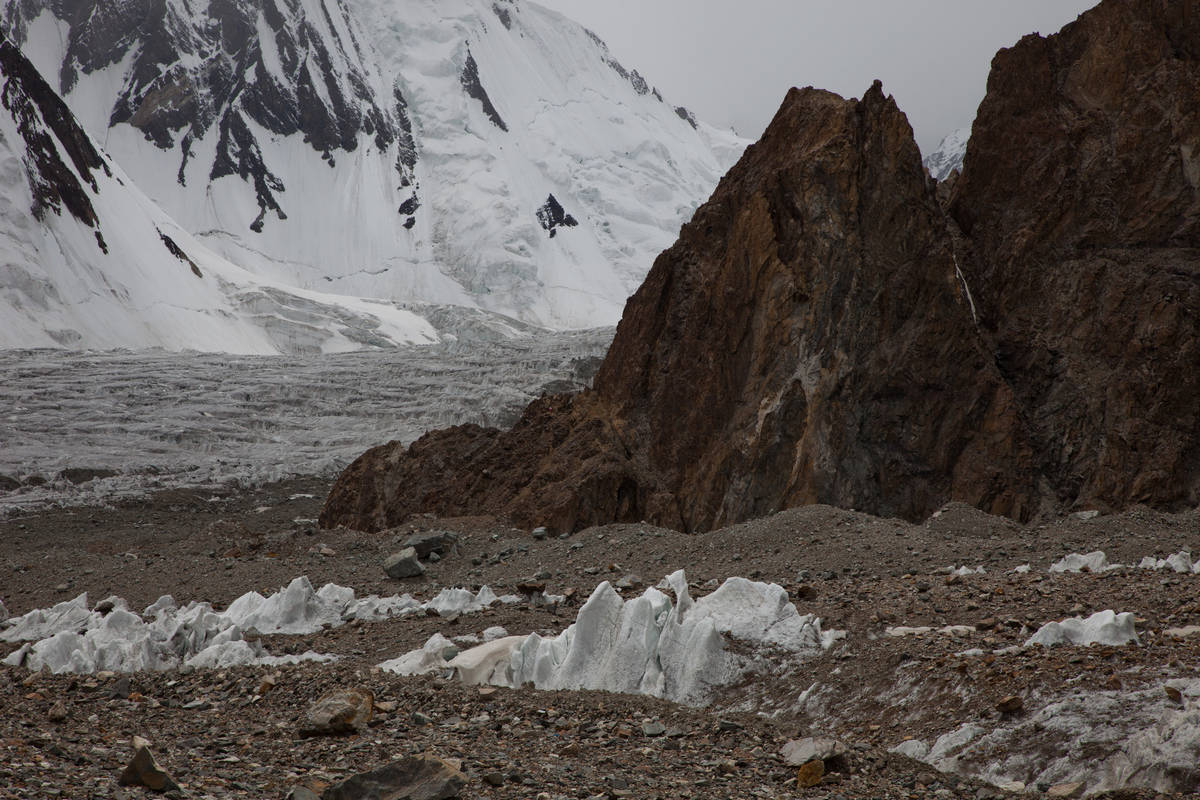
[302,687,374,736]
[322,754,466,800]
[118,737,181,792]
[0,474,18,491]
[402,531,459,560]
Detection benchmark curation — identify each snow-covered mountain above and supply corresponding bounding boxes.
[924,126,968,182]
[0,34,446,353]
[1,0,745,336]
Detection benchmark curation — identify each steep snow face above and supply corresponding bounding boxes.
[924,126,969,182]
[0,36,438,353]
[3,0,746,332]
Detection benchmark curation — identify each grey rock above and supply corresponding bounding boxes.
[322,754,466,800]
[287,788,322,800]
[402,531,459,559]
[641,721,666,737]
[615,573,642,590]
[302,687,374,736]
[384,547,425,579]
[531,526,550,540]
[780,736,849,767]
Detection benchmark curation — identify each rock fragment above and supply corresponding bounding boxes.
[302,687,374,736]
[118,736,181,793]
[780,736,848,768]
[996,695,1023,715]
[321,754,466,800]
[1047,782,1085,798]
[383,547,424,579]
[402,531,459,560]
[796,759,824,788]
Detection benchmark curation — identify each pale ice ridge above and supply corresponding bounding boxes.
[0,330,609,513]
[380,570,842,707]
[1051,550,1200,574]
[909,679,1200,795]
[1,576,515,674]
[1024,610,1139,648]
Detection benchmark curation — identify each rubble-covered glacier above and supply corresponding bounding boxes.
[380,570,843,706]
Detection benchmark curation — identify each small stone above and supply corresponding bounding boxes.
[322,755,466,800]
[411,711,432,726]
[1105,674,1123,690]
[383,547,425,579]
[375,701,398,713]
[796,759,825,788]
[716,718,744,732]
[614,574,642,590]
[285,787,322,800]
[47,700,68,722]
[716,760,737,775]
[1047,781,1085,798]
[483,772,505,786]
[1165,685,1184,704]
[118,740,181,793]
[302,687,374,736]
[996,695,1023,714]
[641,721,666,737]
[531,527,550,540]
[944,574,962,586]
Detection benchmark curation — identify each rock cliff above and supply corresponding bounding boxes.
[321,83,1036,532]
[948,0,1200,513]
[322,0,1200,533]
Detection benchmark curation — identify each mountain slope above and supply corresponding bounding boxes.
[923,126,968,181]
[2,0,745,331]
[0,34,439,354]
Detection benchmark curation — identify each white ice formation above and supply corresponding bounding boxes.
[1024,610,1139,648]
[379,570,842,706]
[1139,552,1200,574]
[1049,551,1121,573]
[1,577,510,673]
[910,678,1200,795]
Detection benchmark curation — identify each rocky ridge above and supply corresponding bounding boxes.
[322,0,1200,533]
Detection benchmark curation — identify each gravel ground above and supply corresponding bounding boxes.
[2,478,1197,798]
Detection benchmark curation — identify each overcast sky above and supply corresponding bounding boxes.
[535,0,1098,154]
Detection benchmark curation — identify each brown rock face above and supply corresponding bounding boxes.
[321,83,1036,533]
[322,0,1200,533]
[949,0,1200,512]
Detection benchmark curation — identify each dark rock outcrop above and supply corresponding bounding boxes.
[949,0,1200,512]
[321,82,1036,532]
[322,0,1200,534]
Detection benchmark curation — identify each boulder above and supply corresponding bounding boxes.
[402,531,458,560]
[780,736,848,768]
[302,687,374,736]
[321,754,466,800]
[383,548,424,579]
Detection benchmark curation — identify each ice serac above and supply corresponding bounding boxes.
[948,0,1200,513]
[320,82,1036,532]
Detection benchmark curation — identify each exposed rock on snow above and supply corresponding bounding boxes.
[1025,611,1139,648]
[380,571,841,706]
[1,576,513,673]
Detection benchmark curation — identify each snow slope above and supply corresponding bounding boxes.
[2,0,746,336]
[0,36,445,353]
[924,126,969,182]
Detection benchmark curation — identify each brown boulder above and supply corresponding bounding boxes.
[949,0,1200,513]
[322,82,1035,532]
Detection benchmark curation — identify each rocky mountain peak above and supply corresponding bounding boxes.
[320,79,1037,533]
